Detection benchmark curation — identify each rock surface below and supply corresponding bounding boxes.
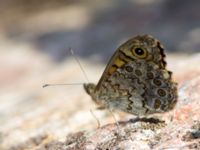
[1,52,200,150]
[38,55,200,150]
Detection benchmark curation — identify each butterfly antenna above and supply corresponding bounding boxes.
[42,83,84,88]
[42,48,90,88]
[69,48,90,83]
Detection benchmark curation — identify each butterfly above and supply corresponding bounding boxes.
[84,35,178,116]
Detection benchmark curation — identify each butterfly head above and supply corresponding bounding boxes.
[84,83,108,107]
[83,83,95,96]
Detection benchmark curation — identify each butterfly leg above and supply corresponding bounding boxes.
[108,108,121,133]
[90,109,101,128]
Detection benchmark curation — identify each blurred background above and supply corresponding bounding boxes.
[0,0,200,149]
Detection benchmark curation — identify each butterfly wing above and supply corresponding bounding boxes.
[96,35,167,92]
[97,60,177,116]
[84,35,177,116]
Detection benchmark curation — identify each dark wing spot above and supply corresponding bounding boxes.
[135,69,142,76]
[157,89,167,97]
[125,65,133,72]
[147,72,154,79]
[135,48,145,55]
[153,79,162,86]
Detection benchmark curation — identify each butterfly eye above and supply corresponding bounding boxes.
[132,47,148,59]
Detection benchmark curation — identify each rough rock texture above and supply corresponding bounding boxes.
[38,57,200,150]
[1,52,200,150]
